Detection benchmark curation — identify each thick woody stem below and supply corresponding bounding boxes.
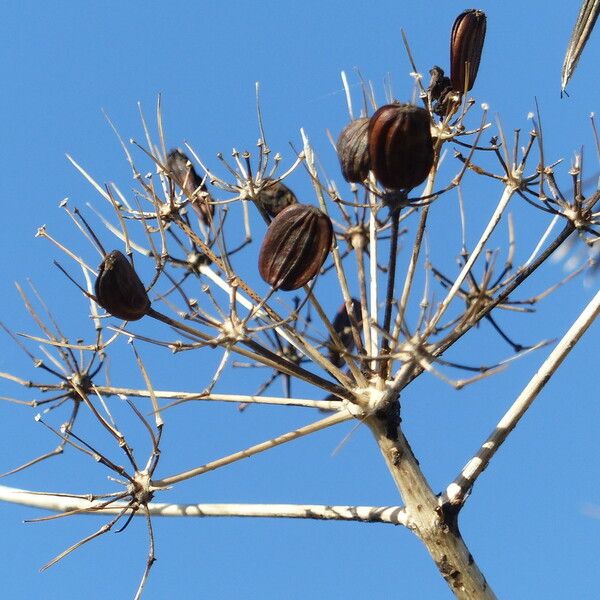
[367,409,496,599]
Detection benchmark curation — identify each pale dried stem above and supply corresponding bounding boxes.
[153,410,353,487]
[354,243,372,361]
[523,214,560,267]
[368,180,379,366]
[66,155,112,204]
[432,223,577,362]
[424,184,516,336]
[186,231,354,389]
[147,308,351,400]
[0,485,407,525]
[341,71,354,120]
[446,286,600,505]
[131,343,163,428]
[36,228,96,276]
[301,288,366,387]
[134,509,155,600]
[299,128,367,386]
[394,167,437,341]
[91,386,338,410]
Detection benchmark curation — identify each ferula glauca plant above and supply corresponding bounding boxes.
[1,5,599,599]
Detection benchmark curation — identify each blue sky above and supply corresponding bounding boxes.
[0,2,599,598]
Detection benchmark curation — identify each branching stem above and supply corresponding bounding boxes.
[446,286,600,505]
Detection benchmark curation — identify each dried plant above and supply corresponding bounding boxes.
[1,10,599,600]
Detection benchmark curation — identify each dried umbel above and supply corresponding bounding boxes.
[328,298,361,367]
[368,103,434,190]
[337,118,370,183]
[166,148,214,224]
[450,9,487,93]
[94,250,150,321]
[258,204,333,291]
[255,178,298,217]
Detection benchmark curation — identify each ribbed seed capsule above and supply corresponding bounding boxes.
[166,149,214,224]
[328,298,361,367]
[256,179,298,217]
[258,204,333,291]
[337,118,370,183]
[94,250,150,321]
[450,9,487,93]
[368,103,434,190]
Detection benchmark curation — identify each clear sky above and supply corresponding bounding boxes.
[0,2,599,599]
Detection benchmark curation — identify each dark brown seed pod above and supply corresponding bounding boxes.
[166,148,214,224]
[255,178,298,217]
[368,103,434,191]
[427,66,455,117]
[336,118,370,183]
[328,298,361,367]
[450,9,487,93]
[94,250,150,321]
[258,204,333,291]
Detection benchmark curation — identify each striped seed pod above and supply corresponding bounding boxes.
[450,9,487,93]
[166,148,214,225]
[258,204,333,291]
[256,178,298,217]
[368,103,434,191]
[94,250,150,321]
[328,298,361,367]
[337,118,370,183]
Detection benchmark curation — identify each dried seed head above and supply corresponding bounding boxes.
[258,204,333,291]
[255,179,298,217]
[368,103,434,191]
[94,250,150,321]
[337,118,371,183]
[166,148,214,225]
[450,9,487,93]
[328,298,361,367]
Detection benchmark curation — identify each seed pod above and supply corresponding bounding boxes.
[256,178,298,217]
[427,66,454,116]
[258,204,333,291]
[166,148,214,224]
[337,118,370,183]
[450,9,487,93]
[328,298,361,367]
[94,250,150,321]
[427,66,452,102]
[368,103,434,190]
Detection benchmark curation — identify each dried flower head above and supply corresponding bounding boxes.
[258,204,333,291]
[450,9,487,93]
[368,103,434,191]
[94,250,150,321]
[337,118,371,183]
